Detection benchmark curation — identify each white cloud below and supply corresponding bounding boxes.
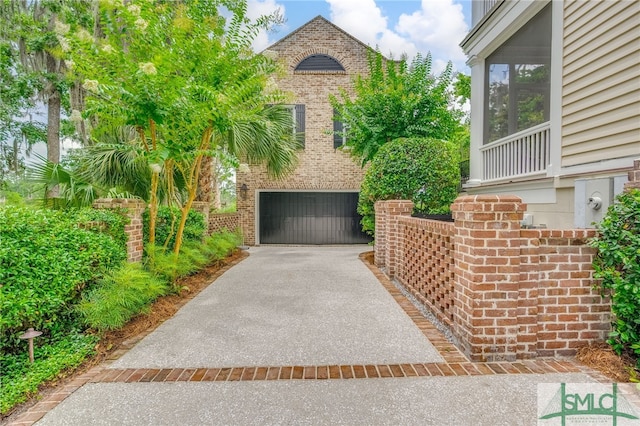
[246,0,287,51]
[396,0,469,69]
[326,0,417,59]
[326,0,387,44]
[325,0,468,72]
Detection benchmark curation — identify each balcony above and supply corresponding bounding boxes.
[480,121,551,181]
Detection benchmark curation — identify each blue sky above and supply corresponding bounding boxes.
[278,0,471,33]
[247,0,472,73]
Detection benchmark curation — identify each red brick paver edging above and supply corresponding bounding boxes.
[86,359,586,384]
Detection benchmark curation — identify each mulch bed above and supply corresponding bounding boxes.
[576,342,639,383]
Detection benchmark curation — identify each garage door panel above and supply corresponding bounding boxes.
[259,192,371,244]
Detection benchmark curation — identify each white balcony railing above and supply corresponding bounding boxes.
[480,121,551,181]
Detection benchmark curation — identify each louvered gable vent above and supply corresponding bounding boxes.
[295,54,345,72]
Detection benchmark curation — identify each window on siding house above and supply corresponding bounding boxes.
[333,108,348,149]
[484,4,551,144]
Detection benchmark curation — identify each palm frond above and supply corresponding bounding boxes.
[28,153,106,208]
[222,104,299,179]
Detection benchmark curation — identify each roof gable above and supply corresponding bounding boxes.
[265,15,385,59]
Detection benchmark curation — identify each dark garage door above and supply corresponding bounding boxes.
[259,192,372,244]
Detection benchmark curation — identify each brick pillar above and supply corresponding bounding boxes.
[384,200,413,278]
[451,195,526,362]
[624,158,640,191]
[517,230,541,359]
[93,198,146,263]
[374,201,388,268]
[190,201,210,236]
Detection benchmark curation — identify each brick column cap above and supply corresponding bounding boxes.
[452,194,523,207]
[375,199,415,206]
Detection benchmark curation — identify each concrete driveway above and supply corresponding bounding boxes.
[11,246,616,426]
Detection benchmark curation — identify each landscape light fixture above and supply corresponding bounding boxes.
[19,328,42,363]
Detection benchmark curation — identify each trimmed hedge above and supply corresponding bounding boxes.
[358,137,460,235]
[0,207,127,353]
[591,188,640,367]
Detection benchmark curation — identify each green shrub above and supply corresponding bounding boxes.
[143,206,206,250]
[0,191,26,206]
[144,244,196,283]
[76,263,169,331]
[203,229,242,261]
[178,242,209,270]
[0,332,97,415]
[144,229,241,285]
[590,188,640,367]
[0,206,127,353]
[358,137,460,235]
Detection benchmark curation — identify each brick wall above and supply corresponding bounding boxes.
[237,17,373,245]
[375,196,611,361]
[92,198,242,261]
[208,212,240,236]
[93,198,146,263]
[529,229,609,357]
[396,216,456,329]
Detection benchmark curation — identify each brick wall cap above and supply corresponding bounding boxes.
[210,212,240,217]
[454,194,523,204]
[93,198,146,207]
[378,199,414,204]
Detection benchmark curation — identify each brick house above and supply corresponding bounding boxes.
[236,16,377,245]
[461,1,639,229]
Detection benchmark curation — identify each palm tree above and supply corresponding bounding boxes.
[172,104,299,253]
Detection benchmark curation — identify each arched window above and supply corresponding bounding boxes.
[295,54,345,72]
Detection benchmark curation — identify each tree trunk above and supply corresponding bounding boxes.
[197,154,222,210]
[211,162,221,210]
[45,52,61,199]
[197,155,213,204]
[46,89,61,164]
[175,128,211,254]
[148,171,159,245]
